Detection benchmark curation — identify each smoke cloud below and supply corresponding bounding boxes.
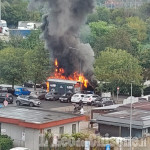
[29,0,96,86]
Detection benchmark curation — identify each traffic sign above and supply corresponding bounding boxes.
[3,100,8,107]
[106,144,110,150]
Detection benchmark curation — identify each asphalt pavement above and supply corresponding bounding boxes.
[9,96,72,109]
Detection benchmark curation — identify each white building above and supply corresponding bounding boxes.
[0,107,86,150]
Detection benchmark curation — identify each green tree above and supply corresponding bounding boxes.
[0,135,13,150]
[24,45,51,90]
[90,27,137,56]
[138,3,150,21]
[104,28,138,55]
[0,39,8,50]
[96,7,110,23]
[110,8,136,25]
[139,49,150,80]
[126,17,147,42]
[2,0,41,27]
[89,21,115,53]
[9,30,42,50]
[94,48,142,95]
[87,7,110,24]
[0,47,26,88]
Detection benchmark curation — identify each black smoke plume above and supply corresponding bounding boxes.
[29,0,97,86]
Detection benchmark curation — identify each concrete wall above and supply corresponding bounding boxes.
[1,122,80,150]
[1,123,39,150]
[1,123,25,147]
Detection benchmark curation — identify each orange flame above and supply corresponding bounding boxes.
[48,59,88,88]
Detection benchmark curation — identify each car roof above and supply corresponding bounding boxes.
[74,93,85,95]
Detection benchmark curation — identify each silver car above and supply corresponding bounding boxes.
[16,95,41,107]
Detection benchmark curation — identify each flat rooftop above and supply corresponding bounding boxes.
[0,107,85,129]
[93,109,150,129]
[48,78,77,84]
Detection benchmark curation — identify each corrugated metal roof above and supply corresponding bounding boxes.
[119,102,150,111]
[96,109,150,128]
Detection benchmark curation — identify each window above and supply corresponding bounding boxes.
[16,89,21,92]
[59,126,64,135]
[72,124,76,134]
[47,129,51,133]
[81,95,84,97]
[22,88,28,91]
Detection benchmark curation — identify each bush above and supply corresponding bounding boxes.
[0,135,13,150]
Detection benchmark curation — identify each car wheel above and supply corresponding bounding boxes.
[96,104,99,107]
[16,101,20,106]
[91,101,94,106]
[29,102,34,107]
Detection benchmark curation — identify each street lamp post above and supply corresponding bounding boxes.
[130,82,133,150]
[0,0,1,20]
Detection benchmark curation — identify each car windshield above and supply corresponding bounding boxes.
[85,96,91,98]
[28,96,37,99]
[73,95,79,97]
[93,96,98,98]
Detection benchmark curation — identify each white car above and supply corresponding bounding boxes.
[82,94,100,105]
[10,147,30,150]
[71,94,85,103]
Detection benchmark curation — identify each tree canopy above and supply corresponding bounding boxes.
[94,48,142,85]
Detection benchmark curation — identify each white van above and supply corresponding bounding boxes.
[0,20,7,27]
[26,22,36,30]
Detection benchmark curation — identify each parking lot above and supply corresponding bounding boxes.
[3,95,94,117]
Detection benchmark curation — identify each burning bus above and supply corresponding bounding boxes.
[47,59,89,95]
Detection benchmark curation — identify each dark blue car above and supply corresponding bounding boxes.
[14,88,31,96]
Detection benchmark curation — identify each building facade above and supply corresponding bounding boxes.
[0,107,86,150]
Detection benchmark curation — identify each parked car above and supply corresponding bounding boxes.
[24,81,34,88]
[45,92,61,101]
[0,86,15,95]
[41,82,47,89]
[10,147,30,150]
[82,94,100,105]
[59,92,73,103]
[71,93,85,103]
[0,93,13,104]
[94,97,114,107]
[16,95,41,107]
[30,91,47,100]
[14,88,31,96]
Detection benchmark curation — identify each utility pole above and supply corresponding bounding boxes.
[130,82,133,150]
[0,0,1,20]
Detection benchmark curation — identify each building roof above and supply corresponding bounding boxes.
[48,79,77,84]
[93,109,150,129]
[0,107,85,129]
[92,104,123,111]
[119,101,150,111]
